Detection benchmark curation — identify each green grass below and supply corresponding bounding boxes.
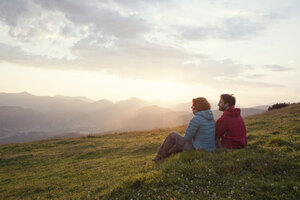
[1,104,300,199]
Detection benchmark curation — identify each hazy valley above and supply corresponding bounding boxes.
[0,92,267,144]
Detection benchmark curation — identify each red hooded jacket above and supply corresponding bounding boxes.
[215,106,247,149]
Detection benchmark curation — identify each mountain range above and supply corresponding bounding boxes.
[0,92,268,144]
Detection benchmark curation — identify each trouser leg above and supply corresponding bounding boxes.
[157,132,189,158]
[183,140,194,151]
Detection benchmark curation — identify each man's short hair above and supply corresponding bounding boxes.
[220,94,236,107]
[193,97,211,111]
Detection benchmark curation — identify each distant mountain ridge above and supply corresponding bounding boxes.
[0,92,267,144]
[54,95,95,103]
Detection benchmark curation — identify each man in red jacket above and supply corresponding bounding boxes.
[215,94,247,149]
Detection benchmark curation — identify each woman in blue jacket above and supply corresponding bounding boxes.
[152,97,216,161]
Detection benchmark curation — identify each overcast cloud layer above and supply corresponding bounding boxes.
[0,0,299,90]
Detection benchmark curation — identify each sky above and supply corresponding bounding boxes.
[0,0,299,106]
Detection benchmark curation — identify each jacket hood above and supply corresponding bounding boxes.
[224,106,241,117]
[196,110,214,121]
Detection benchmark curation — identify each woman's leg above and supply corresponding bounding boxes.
[153,132,187,160]
[183,140,194,151]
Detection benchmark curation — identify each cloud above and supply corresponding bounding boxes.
[110,0,171,9]
[0,0,39,27]
[0,0,185,75]
[178,17,265,41]
[222,79,285,88]
[220,17,265,40]
[246,74,266,79]
[0,42,68,68]
[0,0,71,42]
[0,0,151,42]
[265,65,293,72]
[0,41,283,90]
[68,30,250,83]
[0,0,44,41]
[35,0,150,39]
[0,0,292,90]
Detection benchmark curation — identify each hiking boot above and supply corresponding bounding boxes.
[152,154,163,161]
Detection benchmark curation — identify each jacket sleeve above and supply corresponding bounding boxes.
[184,116,201,141]
[215,117,228,140]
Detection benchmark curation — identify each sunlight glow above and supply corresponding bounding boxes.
[0,62,218,103]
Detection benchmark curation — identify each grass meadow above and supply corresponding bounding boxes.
[0,104,299,199]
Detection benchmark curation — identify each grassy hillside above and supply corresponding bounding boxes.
[0,104,299,199]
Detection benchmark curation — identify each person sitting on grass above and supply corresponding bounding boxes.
[215,94,247,149]
[152,97,216,161]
